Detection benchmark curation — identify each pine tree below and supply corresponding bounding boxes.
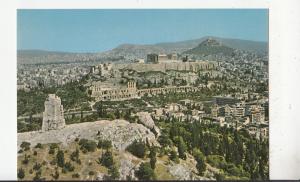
[135,162,156,180]
[193,148,206,175]
[56,150,65,168]
[169,150,179,163]
[18,168,25,179]
[149,147,157,169]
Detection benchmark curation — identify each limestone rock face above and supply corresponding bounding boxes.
[137,112,161,137]
[42,94,65,131]
[18,119,158,151]
[168,164,195,180]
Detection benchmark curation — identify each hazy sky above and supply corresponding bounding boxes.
[17,9,268,53]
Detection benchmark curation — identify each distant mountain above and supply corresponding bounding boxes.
[99,44,166,60]
[17,50,103,64]
[17,36,268,64]
[156,36,268,54]
[182,38,235,56]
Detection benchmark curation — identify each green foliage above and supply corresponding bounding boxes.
[49,143,59,155]
[108,164,120,180]
[64,161,75,172]
[22,154,30,165]
[79,139,97,152]
[33,169,42,181]
[17,79,91,117]
[154,116,268,180]
[72,173,80,178]
[207,155,227,169]
[97,139,112,150]
[89,171,95,176]
[135,162,156,180]
[56,150,65,168]
[20,141,31,151]
[174,136,187,160]
[33,162,42,171]
[100,150,114,169]
[193,149,206,175]
[126,140,148,158]
[215,171,226,181]
[70,148,81,164]
[35,143,43,149]
[149,147,157,169]
[17,168,25,179]
[17,118,42,133]
[169,150,179,163]
[158,133,173,147]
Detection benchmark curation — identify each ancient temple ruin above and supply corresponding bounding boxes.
[42,94,65,131]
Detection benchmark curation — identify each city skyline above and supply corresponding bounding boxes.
[17,9,268,53]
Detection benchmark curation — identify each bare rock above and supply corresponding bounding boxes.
[18,119,158,151]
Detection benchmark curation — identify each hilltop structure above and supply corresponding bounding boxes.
[42,94,65,131]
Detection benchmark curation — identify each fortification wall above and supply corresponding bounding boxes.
[113,61,217,73]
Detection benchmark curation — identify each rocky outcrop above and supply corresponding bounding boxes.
[167,163,211,180]
[18,119,158,151]
[168,164,194,180]
[137,112,161,137]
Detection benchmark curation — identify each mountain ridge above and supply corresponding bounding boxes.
[18,36,268,64]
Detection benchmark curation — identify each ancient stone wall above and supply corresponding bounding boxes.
[113,61,217,73]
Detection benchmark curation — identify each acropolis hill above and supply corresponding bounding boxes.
[89,60,217,101]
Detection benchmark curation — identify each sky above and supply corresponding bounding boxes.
[17,9,268,53]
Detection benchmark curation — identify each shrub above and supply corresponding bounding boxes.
[56,150,65,168]
[20,141,31,151]
[35,143,43,149]
[79,139,97,152]
[207,155,227,169]
[33,162,42,171]
[64,161,75,172]
[193,149,206,175]
[70,149,81,164]
[97,139,112,150]
[49,148,55,155]
[49,143,59,154]
[22,154,30,165]
[17,168,25,179]
[89,171,95,175]
[135,162,156,180]
[149,147,157,169]
[169,150,179,163]
[126,140,148,158]
[108,164,120,180]
[72,173,80,178]
[100,150,114,168]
